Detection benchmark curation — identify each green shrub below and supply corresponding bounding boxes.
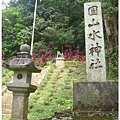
[65,61,80,68]
[2,116,10,120]
[2,67,14,86]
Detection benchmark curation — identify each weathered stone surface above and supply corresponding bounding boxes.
[56,57,65,68]
[11,92,29,120]
[39,111,118,120]
[84,2,106,81]
[5,58,41,73]
[73,82,118,111]
[13,70,32,83]
[20,43,30,53]
[6,83,37,93]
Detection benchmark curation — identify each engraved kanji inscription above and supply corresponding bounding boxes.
[88,6,98,16]
[88,18,100,27]
[88,30,102,41]
[89,43,102,57]
[84,2,106,81]
[89,58,102,69]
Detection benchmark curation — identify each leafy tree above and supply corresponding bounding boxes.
[2,0,118,79]
[2,5,32,58]
[33,0,86,54]
[102,0,118,77]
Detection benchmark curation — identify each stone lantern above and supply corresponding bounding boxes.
[4,44,41,120]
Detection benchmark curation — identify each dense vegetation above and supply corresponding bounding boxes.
[2,0,118,78]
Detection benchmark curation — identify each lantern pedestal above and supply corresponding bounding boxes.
[56,57,65,68]
[5,44,41,120]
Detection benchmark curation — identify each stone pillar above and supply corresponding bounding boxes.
[11,92,29,120]
[4,44,41,120]
[84,2,106,81]
[73,2,118,114]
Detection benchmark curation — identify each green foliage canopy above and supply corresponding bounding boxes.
[2,0,118,63]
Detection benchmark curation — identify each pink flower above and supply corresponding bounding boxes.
[79,52,83,55]
[40,49,46,54]
[81,56,86,61]
[48,42,53,48]
[74,50,79,55]
[66,58,71,61]
[46,51,52,55]
[41,55,46,62]
[2,62,5,67]
[32,53,37,60]
[2,52,6,58]
[36,62,40,66]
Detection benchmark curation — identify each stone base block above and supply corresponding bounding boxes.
[73,82,118,111]
[56,57,65,68]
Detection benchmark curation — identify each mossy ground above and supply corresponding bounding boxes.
[28,61,86,120]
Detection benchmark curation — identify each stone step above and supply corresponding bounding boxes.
[2,91,13,98]
[2,114,11,117]
[2,94,13,99]
[2,93,12,99]
[2,108,12,114]
[2,104,12,109]
[2,98,12,104]
[2,88,13,116]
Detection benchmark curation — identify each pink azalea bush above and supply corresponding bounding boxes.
[63,41,86,62]
[2,52,6,66]
[32,41,85,67]
[32,42,53,67]
[2,41,85,67]
[64,49,86,62]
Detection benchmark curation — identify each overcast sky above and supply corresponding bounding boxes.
[2,0,10,9]
[3,0,10,4]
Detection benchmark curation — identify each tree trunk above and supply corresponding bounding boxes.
[114,14,118,61]
[103,14,115,73]
[104,14,115,54]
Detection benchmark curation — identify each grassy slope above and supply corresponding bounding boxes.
[28,62,86,120]
[2,61,117,120]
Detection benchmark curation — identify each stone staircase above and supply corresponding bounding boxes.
[2,88,13,117]
[2,67,50,117]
